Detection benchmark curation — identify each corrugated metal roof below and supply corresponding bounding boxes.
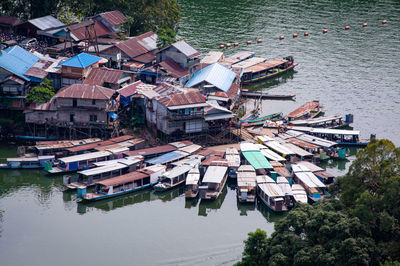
[288,101,320,119]
[244,59,287,73]
[83,67,125,86]
[97,171,149,186]
[286,130,337,148]
[279,142,312,157]
[67,140,115,153]
[186,167,200,185]
[232,57,266,69]
[0,15,23,26]
[28,15,64,30]
[295,161,324,172]
[146,151,189,165]
[185,63,236,92]
[68,20,111,41]
[59,53,101,68]
[55,84,115,100]
[136,31,157,51]
[78,162,127,176]
[202,165,227,183]
[260,148,286,162]
[242,151,273,169]
[99,10,126,26]
[200,51,223,64]
[124,144,176,157]
[117,81,156,98]
[159,59,188,78]
[171,40,200,59]
[60,151,111,163]
[295,171,326,188]
[116,37,149,59]
[161,90,205,107]
[0,46,39,81]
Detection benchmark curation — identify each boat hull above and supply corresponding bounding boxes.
[258,195,288,212]
[242,64,296,84]
[154,180,185,192]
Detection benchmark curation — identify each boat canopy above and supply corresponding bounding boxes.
[295,171,326,188]
[96,171,149,187]
[171,155,202,167]
[237,165,256,173]
[290,127,360,136]
[286,130,337,148]
[278,142,312,157]
[258,182,285,198]
[225,148,240,168]
[240,142,259,152]
[178,144,202,154]
[94,156,142,167]
[295,161,324,172]
[202,166,228,184]
[276,176,293,196]
[162,164,193,180]
[59,151,111,163]
[242,151,273,169]
[146,151,189,165]
[232,57,266,69]
[186,167,200,185]
[261,140,295,156]
[256,175,275,184]
[260,148,287,162]
[289,114,342,126]
[77,163,127,176]
[7,155,54,162]
[244,59,287,74]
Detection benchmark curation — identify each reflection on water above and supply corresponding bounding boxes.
[245,70,296,91]
[256,198,288,223]
[198,185,228,216]
[185,197,199,209]
[237,200,256,216]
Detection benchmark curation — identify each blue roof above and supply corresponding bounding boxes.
[0,46,39,81]
[146,151,184,165]
[185,63,236,92]
[59,53,102,68]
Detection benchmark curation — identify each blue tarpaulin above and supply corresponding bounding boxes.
[108,112,118,119]
[146,151,184,165]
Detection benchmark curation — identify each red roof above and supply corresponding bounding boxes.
[97,171,149,186]
[288,101,320,119]
[200,155,223,166]
[56,84,115,100]
[116,38,149,59]
[132,52,156,64]
[226,83,240,100]
[124,145,176,157]
[109,135,135,143]
[99,11,126,26]
[67,140,115,152]
[158,90,205,107]
[68,20,112,41]
[83,67,125,86]
[117,81,156,98]
[159,59,188,78]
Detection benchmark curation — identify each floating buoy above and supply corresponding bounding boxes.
[234,42,239,46]
[219,44,224,49]
[382,19,387,24]
[292,33,298,38]
[279,35,285,40]
[246,40,252,45]
[304,32,309,36]
[323,29,328,33]
[226,43,231,47]
[257,39,262,43]
[345,26,350,30]
[362,23,368,27]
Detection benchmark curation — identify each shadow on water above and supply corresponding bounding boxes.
[244,70,296,91]
[256,198,287,223]
[185,196,200,209]
[237,200,256,216]
[198,185,228,216]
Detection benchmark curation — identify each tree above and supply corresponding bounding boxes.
[156,27,176,48]
[26,78,55,104]
[237,229,268,266]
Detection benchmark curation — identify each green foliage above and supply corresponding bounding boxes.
[238,139,400,265]
[156,27,177,48]
[236,229,268,266]
[26,78,55,104]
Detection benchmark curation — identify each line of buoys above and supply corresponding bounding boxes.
[382,19,387,24]
[257,39,262,43]
[323,29,328,33]
[246,40,252,45]
[226,43,231,47]
[234,42,239,46]
[363,23,368,27]
[304,32,309,36]
[292,33,298,38]
[279,35,285,40]
[219,44,224,49]
[345,26,350,30]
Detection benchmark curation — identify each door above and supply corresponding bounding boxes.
[73,99,77,107]
[70,114,75,122]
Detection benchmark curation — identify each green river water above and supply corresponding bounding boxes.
[1,1,400,265]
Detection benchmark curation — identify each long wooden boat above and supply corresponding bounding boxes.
[241,56,297,84]
[225,147,240,178]
[291,184,308,204]
[0,155,54,169]
[291,164,327,202]
[241,90,295,100]
[287,101,322,121]
[63,156,143,190]
[185,166,201,198]
[199,165,228,200]
[236,165,257,203]
[78,165,166,201]
[153,164,193,192]
[276,176,294,207]
[256,175,288,212]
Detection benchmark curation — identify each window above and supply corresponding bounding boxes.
[92,99,96,105]
[72,99,77,107]
[90,115,97,122]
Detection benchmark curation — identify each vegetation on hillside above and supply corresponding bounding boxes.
[26,78,55,104]
[236,139,400,265]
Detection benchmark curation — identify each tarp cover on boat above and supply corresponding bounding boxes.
[242,151,273,169]
[145,151,188,165]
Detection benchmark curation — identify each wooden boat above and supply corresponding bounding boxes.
[0,155,54,169]
[287,101,322,121]
[199,165,228,200]
[241,56,297,84]
[291,184,308,204]
[47,148,128,174]
[256,175,288,212]
[63,156,143,190]
[78,165,166,201]
[291,164,327,202]
[241,90,295,100]
[276,176,294,207]
[236,165,257,203]
[225,147,240,178]
[242,112,282,127]
[185,166,201,198]
[240,112,259,123]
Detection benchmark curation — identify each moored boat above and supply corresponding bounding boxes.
[0,155,55,169]
[185,166,201,198]
[236,165,257,203]
[276,176,294,207]
[291,184,308,204]
[240,56,296,84]
[199,164,228,200]
[291,164,327,202]
[225,147,240,178]
[241,90,295,100]
[256,175,288,212]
